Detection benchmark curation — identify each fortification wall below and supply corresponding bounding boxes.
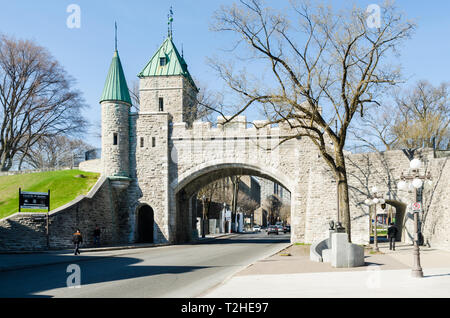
[79,159,102,173]
[0,177,128,252]
[422,157,450,250]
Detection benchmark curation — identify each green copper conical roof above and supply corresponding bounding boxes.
[100,50,132,105]
[138,37,198,91]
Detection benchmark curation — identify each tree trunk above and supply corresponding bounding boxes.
[336,150,352,242]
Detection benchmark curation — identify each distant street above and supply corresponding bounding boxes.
[0,232,290,298]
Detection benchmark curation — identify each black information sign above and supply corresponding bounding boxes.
[19,188,50,212]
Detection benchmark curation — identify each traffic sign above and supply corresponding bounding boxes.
[412,202,422,213]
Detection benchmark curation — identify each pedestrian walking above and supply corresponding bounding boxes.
[93,225,101,247]
[387,222,398,251]
[73,229,83,255]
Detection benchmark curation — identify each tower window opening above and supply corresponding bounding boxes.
[159,57,167,66]
[159,97,164,112]
[113,133,118,145]
[152,137,156,147]
[140,137,144,148]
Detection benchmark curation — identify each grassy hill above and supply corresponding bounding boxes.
[0,169,100,219]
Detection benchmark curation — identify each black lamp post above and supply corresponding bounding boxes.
[397,158,432,278]
[365,186,385,252]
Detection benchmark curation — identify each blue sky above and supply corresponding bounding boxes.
[1,0,450,148]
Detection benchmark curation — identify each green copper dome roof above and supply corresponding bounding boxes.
[138,37,198,91]
[100,50,132,105]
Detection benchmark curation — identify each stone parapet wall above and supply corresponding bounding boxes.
[172,116,304,139]
[0,167,72,177]
[79,159,102,173]
[0,177,128,252]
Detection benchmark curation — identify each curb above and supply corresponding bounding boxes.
[193,233,239,243]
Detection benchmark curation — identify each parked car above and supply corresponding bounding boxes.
[276,224,284,234]
[267,225,279,235]
[253,225,261,232]
[283,225,291,233]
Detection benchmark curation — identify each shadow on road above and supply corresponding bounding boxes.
[0,254,212,298]
[193,232,291,245]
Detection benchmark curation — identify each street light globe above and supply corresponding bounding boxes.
[426,179,433,187]
[410,159,421,170]
[371,186,378,193]
[412,178,423,189]
[379,198,385,204]
[373,198,379,204]
[397,180,407,190]
[364,199,372,205]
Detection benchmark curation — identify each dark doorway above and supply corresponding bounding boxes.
[137,205,154,243]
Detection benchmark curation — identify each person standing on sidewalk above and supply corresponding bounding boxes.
[73,229,83,255]
[93,225,101,247]
[387,223,398,251]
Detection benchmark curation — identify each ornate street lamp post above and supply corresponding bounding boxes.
[397,158,432,278]
[365,186,385,252]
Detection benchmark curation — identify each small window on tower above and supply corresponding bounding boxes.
[113,133,118,145]
[140,137,144,148]
[152,137,156,147]
[160,57,166,66]
[159,97,164,111]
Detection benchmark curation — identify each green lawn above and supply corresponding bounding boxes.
[0,170,100,219]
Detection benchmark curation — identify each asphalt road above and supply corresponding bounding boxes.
[0,232,290,298]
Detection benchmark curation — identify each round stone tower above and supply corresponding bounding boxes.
[100,50,132,178]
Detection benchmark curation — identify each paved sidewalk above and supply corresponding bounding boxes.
[0,233,236,272]
[203,242,450,298]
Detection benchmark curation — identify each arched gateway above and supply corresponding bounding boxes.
[99,30,433,247]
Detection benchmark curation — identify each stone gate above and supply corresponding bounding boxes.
[2,32,450,252]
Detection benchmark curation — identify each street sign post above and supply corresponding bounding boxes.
[19,188,51,247]
[19,189,50,212]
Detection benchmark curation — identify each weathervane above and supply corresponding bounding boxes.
[114,21,118,51]
[168,6,174,38]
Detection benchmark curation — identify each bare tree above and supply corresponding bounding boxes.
[351,81,450,153]
[205,0,415,240]
[265,194,282,224]
[18,135,92,170]
[129,80,140,112]
[197,179,225,219]
[349,103,399,152]
[393,80,450,150]
[0,34,88,171]
[237,192,259,214]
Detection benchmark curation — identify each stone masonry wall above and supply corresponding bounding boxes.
[139,76,184,122]
[129,112,170,244]
[79,159,102,173]
[0,177,127,252]
[421,157,450,250]
[101,101,130,177]
[167,116,322,243]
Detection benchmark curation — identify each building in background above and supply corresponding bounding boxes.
[254,178,291,226]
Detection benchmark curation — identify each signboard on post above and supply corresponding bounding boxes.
[19,189,50,212]
[412,202,422,213]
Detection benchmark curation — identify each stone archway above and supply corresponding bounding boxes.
[172,163,294,244]
[376,200,407,242]
[136,204,154,243]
